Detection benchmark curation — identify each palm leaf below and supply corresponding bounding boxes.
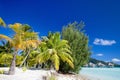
[36,50,50,63]
[60,48,72,54]
[21,24,32,32]
[9,23,22,33]
[22,32,38,40]
[51,54,60,70]
[0,34,13,45]
[59,52,74,68]
[57,40,70,49]
[0,17,6,27]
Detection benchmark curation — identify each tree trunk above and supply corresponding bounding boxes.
[8,51,17,75]
[19,50,30,67]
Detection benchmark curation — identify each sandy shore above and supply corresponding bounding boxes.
[0,67,97,80]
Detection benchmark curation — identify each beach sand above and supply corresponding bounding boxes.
[0,67,98,80]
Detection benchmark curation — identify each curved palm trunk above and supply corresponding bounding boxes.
[8,51,17,75]
[19,50,30,67]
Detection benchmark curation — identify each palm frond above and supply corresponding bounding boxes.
[59,52,74,68]
[57,40,70,49]
[65,58,74,68]
[0,34,13,45]
[51,54,60,70]
[22,32,38,40]
[21,24,32,32]
[0,17,6,27]
[60,48,72,54]
[36,50,50,63]
[9,23,22,33]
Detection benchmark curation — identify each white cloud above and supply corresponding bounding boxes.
[96,53,103,56]
[112,58,120,62]
[93,38,116,46]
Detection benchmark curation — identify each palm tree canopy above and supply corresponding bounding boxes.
[36,32,74,71]
[0,22,40,75]
[0,23,40,50]
[0,35,13,46]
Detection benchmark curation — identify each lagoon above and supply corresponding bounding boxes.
[80,68,120,80]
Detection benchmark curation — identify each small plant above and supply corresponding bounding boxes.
[22,67,27,72]
[0,69,4,74]
[48,73,57,80]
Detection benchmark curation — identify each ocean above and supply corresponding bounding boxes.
[80,68,120,80]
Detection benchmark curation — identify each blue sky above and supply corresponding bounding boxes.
[0,0,120,64]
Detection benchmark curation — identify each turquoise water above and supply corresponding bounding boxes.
[80,68,120,80]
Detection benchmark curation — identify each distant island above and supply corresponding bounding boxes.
[84,58,120,68]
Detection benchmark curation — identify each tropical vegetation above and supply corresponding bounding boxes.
[0,19,40,75]
[35,32,74,71]
[0,18,91,75]
[60,21,91,73]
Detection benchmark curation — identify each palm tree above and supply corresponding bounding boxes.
[24,50,39,67]
[36,32,74,71]
[19,24,40,67]
[0,23,39,75]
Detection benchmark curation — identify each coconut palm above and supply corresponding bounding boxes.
[36,32,74,71]
[25,50,39,67]
[0,23,39,75]
[19,24,39,67]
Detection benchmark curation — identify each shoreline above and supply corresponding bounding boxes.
[0,67,97,80]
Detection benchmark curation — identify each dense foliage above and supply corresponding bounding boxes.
[60,22,91,74]
[0,18,91,75]
[0,41,23,67]
[0,21,40,75]
[35,32,74,71]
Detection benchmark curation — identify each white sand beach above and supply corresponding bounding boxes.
[0,67,93,80]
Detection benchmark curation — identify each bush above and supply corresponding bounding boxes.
[0,69,4,74]
[60,22,91,74]
[22,67,27,72]
[48,73,57,80]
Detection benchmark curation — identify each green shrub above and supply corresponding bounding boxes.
[0,69,4,74]
[22,67,27,72]
[60,22,91,74]
[48,74,57,80]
